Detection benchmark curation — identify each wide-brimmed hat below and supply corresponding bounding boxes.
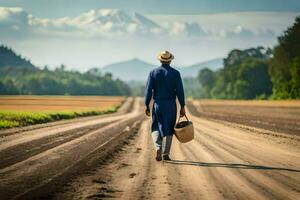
[157,51,174,62]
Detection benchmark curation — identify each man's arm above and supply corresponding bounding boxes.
[176,72,185,107]
[144,72,153,116]
[176,72,186,117]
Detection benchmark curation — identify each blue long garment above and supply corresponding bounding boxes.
[145,64,185,137]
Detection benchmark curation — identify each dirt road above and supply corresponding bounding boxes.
[0,98,299,200]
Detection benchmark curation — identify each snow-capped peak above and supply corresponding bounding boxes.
[98,9,116,16]
[133,12,161,29]
[95,9,134,24]
[3,7,206,38]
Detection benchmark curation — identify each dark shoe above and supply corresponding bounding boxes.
[163,155,171,161]
[156,149,162,161]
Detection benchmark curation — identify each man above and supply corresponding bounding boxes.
[144,50,186,161]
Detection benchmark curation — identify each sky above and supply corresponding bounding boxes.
[0,0,300,71]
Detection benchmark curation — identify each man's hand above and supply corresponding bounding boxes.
[180,107,186,117]
[145,107,150,116]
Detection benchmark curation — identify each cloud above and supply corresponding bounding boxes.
[217,25,277,40]
[168,22,186,36]
[0,7,31,38]
[259,29,277,37]
[0,7,285,41]
[25,8,167,38]
[1,8,294,70]
[218,25,254,39]
[233,25,253,37]
[167,21,207,37]
[0,7,28,29]
[0,7,210,39]
[185,22,206,36]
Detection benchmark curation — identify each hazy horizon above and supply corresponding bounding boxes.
[1,0,300,71]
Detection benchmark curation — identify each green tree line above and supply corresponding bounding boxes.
[198,16,300,99]
[0,47,131,96]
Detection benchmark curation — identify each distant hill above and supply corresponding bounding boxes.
[178,58,223,78]
[97,58,223,81]
[0,46,131,96]
[99,58,156,81]
[0,45,36,69]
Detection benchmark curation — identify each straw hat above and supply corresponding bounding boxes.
[157,51,174,62]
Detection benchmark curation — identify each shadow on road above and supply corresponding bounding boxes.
[165,160,300,173]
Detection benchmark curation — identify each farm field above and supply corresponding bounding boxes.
[0,96,124,128]
[188,100,300,136]
[0,96,124,111]
[0,98,299,200]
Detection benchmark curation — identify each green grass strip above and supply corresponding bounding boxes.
[0,106,119,129]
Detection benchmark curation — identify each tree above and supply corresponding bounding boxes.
[197,47,273,99]
[235,59,272,99]
[197,68,215,98]
[269,16,300,99]
[0,79,19,94]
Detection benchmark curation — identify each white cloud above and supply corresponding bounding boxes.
[0,7,28,29]
[234,25,243,34]
[220,25,254,38]
[1,7,297,39]
[0,7,31,38]
[0,7,258,40]
[167,21,207,37]
[0,7,296,69]
[26,8,167,37]
[127,23,138,33]
[169,22,186,36]
[149,12,299,36]
[0,7,27,24]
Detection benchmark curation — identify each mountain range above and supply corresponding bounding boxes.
[0,44,223,83]
[0,45,35,69]
[93,58,223,81]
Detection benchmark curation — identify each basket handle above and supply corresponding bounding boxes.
[177,114,189,124]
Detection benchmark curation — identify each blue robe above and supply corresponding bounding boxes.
[145,64,185,137]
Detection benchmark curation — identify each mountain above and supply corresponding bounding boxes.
[99,58,156,81]
[134,12,161,29]
[78,9,163,35]
[178,58,223,77]
[0,45,36,69]
[97,58,223,81]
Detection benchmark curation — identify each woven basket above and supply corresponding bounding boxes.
[174,115,194,143]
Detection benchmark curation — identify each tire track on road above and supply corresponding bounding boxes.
[191,130,295,200]
[0,98,143,200]
[184,111,300,199]
[0,98,135,170]
[176,137,266,200]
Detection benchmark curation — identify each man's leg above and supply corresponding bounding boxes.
[162,135,173,158]
[151,131,162,161]
[151,131,162,150]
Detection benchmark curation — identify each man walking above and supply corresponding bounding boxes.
[145,51,186,161]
